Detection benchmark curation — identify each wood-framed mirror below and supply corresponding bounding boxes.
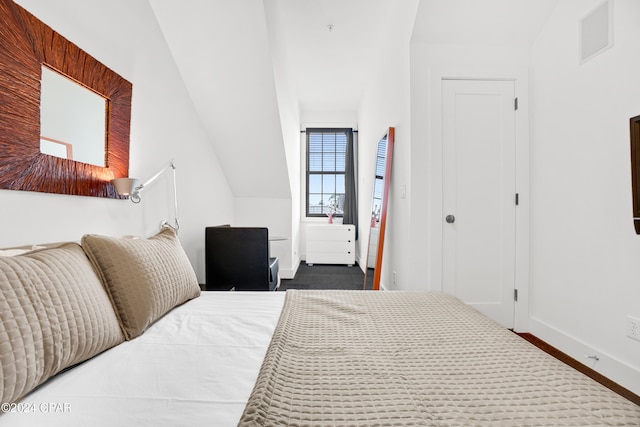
[0,0,132,198]
[364,127,394,290]
[630,115,640,233]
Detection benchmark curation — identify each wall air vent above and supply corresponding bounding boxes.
[579,0,613,64]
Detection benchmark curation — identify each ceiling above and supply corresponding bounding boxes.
[149,0,418,198]
[263,0,419,114]
[412,0,560,46]
[149,0,560,199]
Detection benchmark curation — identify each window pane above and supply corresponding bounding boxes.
[322,133,336,151]
[376,136,387,176]
[373,177,384,200]
[308,193,323,215]
[375,156,385,177]
[377,136,387,157]
[308,174,322,193]
[308,153,322,171]
[336,175,345,193]
[308,134,323,152]
[323,174,336,193]
[334,193,345,213]
[322,198,335,215]
[322,153,336,171]
[335,134,347,152]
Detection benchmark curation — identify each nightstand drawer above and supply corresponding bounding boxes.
[306,224,355,265]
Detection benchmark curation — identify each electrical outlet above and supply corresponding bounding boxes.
[627,316,640,342]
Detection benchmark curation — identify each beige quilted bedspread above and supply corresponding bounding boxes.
[239,290,640,426]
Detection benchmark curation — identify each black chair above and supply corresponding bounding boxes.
[205,226,279,291]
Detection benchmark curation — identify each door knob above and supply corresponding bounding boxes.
[445,215,455,224]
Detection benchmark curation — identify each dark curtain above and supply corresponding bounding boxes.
[343,130,358,239]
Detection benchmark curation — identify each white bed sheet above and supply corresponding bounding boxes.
[1,291,285,427]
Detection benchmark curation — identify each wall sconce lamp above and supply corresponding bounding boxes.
[111,160,179,230]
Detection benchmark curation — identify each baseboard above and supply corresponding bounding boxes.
[356,253,366,274]
[356,253,363,270]
[530,317,640,398]
[279,254,301,280]
[518,331,640,406]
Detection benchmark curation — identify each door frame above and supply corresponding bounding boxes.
[427,66,530,332]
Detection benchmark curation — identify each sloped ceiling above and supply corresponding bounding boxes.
[150,0,419,200]
[150,0,560,200]
[149,0,291,199]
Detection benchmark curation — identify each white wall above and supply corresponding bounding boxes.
[264,0,302,278]
[357,1,419,290]
[233,197,296,279]
[529,0,640,394]
[3,0,234,283]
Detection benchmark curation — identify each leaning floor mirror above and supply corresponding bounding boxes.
[364,127,394,290]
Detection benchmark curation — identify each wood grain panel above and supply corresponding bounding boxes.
[0,0,132,198]
[630,115,640,233]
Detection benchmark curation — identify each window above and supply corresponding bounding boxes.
[306,128,352,217]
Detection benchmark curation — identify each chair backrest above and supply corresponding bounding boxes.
[205,227,270,291]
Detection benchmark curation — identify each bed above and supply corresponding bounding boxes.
[1,291,285,427]
[1,231,639,426]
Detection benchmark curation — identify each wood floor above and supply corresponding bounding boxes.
[517,332,640,406]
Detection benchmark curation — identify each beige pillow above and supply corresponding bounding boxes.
[81,228,200,340]
[0,243,125,405]
[0,248,32,257]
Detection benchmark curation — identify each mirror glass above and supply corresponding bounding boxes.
[40,66,107,166]
[364,128,394,290]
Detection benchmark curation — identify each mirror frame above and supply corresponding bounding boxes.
[630,115,640,233]
[364,127,394,290]
[0,0,132,198]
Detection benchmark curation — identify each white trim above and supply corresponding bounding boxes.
[279,252,301,280]
[356,252,366,274]
[428,66,530,332]
[530,316,640,396]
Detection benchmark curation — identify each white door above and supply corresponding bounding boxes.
[442,79,516,328]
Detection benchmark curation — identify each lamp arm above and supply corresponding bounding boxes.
[130,161,179,231]
[131,161,175,200]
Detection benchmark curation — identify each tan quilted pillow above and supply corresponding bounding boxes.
[81,228,200,340]
[0,244,125,405]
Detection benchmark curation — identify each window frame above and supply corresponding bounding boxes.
[305,128,352,218]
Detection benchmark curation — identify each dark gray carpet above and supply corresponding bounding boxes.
[279,262,371,291]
